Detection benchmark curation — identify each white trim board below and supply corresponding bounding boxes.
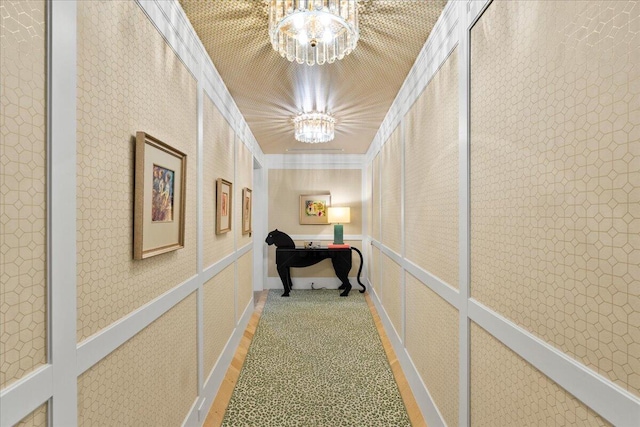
[137,0,265,166]
[0,365,53,427]
[181,294,255,427]
[367,283,446,427]
[49,0,79,424]
[265,277,360,291]
[366,0,459,164]
[469,300,640,427]
[265,154,365,170]
[77,243,253,376]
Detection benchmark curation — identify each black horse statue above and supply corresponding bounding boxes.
[266,229,365,297]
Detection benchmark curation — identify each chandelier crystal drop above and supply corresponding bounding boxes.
[294,112,335,143]
[269,0,359,66]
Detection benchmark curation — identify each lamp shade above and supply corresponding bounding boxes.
[328,207,350,224]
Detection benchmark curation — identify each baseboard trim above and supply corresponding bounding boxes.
[266,276,358,291]
[182,294,255,427]
[367,282,446,427]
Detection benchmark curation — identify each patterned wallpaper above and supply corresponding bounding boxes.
[0,0,47,389]
[405,273,459,427]
[76,0,197,341]
[236,140,253,247]
[237,250,253,320]
[78,293,198,426]
[14,404,47,427]
[470,0,640,396]
[382,254,402,338]
[381,127,402,254]
[203,264,235,376]
[405,48,459,289]
[203,94,235,269]
[470,323,609,426]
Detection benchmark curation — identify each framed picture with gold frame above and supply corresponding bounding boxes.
[134,131,186,260]
[299,193,331,225]
[242,187,252,235]
[216,178,233,234]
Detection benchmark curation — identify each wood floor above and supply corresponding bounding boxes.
[203,290,426,427]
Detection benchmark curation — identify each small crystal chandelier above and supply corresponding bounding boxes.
[269,0,359,66]
[294,112,335,143]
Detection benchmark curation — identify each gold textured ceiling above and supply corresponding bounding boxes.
[179,0,448,154]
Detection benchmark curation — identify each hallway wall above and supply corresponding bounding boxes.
[1,1,263,425]
[365,1,639,426]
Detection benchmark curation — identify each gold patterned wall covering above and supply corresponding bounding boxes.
[76,0,197,342]
[78,293,198,426]
[204,264,235,376]
[236,140,253,246]
[381,128,402,254]
[372,154,380,241]
[203,94,235,269]
[0,0,47,389]
[381,254,402,337]
[237,250,253,320]
[405,273,459,427]
[14,403,47,427]
[470,323,609,426]
[470,0,640,396]
[405,48,459,289]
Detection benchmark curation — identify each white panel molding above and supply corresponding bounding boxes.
[196,66,206,397]
[253,165,268,291]
[458,0,472,425]
[366,0,459,164]
[404,259,460,310]
[373,239,460,310]
[49,0,78,425]
[137,0,201,79]
[468,0,492,26]
[265,154,365,169]
[469,300,640,427]
[76,243,252,376]
[367,282,446,427]
[0,365,52,427]
[183,294,255,427]
[375,240,403,267]
[139,0,265,167]
[76,278,199,376]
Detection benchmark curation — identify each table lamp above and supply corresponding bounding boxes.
[327,207,350,244]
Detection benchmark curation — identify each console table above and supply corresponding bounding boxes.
[275,247,365,297]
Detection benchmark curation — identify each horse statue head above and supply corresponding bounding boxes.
[265,229,295,248]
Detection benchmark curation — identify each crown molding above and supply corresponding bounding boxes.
[265,154,365,169]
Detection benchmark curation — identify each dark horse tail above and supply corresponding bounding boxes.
[352,247,366,293]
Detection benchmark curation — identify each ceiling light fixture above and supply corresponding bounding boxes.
[269,0,359,66]
[294,112,335,143]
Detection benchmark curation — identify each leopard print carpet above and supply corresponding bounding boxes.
[221,289,411,426]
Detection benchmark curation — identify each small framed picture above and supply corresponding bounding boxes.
[134,131,187,259]
[216,178,233,234]
[242,187,252,235]
[299,193,331,225]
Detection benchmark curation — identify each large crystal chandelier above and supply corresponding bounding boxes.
[294,112,335,143]
[269,0,359,66]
